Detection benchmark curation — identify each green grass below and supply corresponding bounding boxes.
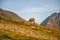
[0,18,60,40]
[0,29,46,40]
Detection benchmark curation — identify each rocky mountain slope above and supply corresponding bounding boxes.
[0,8,30,25]
[41,12,60,29]
[0,9,60,40]
[0,9,23,21]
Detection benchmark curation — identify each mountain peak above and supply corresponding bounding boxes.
[41,12,60,29]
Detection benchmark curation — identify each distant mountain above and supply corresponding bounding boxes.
[41,12,60,29]
[0,8,30,25]
[0,8,28,22]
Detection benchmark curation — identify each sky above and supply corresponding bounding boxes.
[0,0,60,24]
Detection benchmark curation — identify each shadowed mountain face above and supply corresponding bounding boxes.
[41,12,60,29]
[0,9,24,21]
[0,9,31,26]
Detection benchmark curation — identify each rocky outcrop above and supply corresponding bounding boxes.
[41,12,60,29]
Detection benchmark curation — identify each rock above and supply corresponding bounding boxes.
[41,12,60,29]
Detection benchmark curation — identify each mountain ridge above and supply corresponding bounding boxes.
[0,8,26,21]
[41,12,60,29]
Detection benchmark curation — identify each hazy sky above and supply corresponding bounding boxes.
[0,0,60,23]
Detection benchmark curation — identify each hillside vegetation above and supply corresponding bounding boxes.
[0,17,60,40]
[0,9,60,40]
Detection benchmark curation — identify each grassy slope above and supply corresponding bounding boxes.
[0,18,60,40]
